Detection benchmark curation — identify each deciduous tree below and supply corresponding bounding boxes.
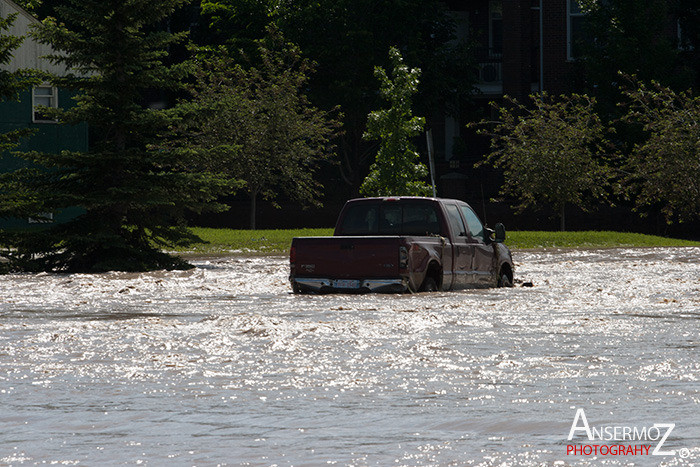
[360,47,431,198]
[175,27,340,229]
[475,93,613,231]
[622,79,700,223]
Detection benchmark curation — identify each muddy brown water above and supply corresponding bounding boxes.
[0,248,699,465]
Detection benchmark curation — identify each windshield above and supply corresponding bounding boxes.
[338,202,443,236]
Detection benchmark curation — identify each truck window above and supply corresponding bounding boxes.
[379,204,402,234]
[459,205,485,241]
[338,202,443,236]
[445,204,467,237]
[402,203,441,236]
[340,205,379,235]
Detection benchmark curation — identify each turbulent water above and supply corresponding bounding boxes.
[0,248,699,466]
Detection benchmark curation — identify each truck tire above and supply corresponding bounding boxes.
[421,277,438,292]
[498,271,513,288]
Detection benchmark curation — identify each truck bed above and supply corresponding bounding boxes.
[290,236,408,293]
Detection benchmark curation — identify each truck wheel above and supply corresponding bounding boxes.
[498,271,513,288]
[421,277,438,292]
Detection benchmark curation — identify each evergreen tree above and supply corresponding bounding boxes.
[0,0,229,272]
[360,47,432,197]
[0,12,38,154]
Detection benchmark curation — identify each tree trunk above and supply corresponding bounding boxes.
[249,191,257,230]
[560,203,566,232]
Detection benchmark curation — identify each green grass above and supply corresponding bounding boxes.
[174,228,700,255]
[176,227,334,255]
[507,230,700,249]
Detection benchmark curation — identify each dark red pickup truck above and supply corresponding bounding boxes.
[290,197,514,293]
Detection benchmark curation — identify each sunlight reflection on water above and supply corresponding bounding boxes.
[1,248,699,465]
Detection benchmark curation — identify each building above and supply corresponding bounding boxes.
[433,0,585,202]
[0,0,88,228]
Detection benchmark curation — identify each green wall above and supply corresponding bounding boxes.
[0,87,88,228]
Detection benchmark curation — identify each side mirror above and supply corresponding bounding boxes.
[494,223,506,243]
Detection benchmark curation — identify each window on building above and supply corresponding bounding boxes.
[678,20,695,51]
[489,0,503,57]
[28,212,54,223]
[32,86,58,122]
[568,0,585,60]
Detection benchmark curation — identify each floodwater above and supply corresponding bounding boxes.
[0,248,699,466]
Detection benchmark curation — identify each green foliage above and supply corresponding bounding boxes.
[0,11,31,213]
[575,0,694,114]
[360,47,431,197]
[621,79,700,223]
[0,13,39,153]
[476,93,613,230]
[12,1,41,13]
[0,14,22,86]
[199,0,275,56]
[0,0,230,272]
[173,27,341,229]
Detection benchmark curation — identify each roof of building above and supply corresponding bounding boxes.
[0,0,70,75]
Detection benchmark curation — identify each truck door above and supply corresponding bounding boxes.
[460,204,497,286]
[444,203,472,288]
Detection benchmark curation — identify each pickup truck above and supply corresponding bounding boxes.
[289,197,514,293]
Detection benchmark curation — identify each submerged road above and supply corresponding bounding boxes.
[1,248,699,465]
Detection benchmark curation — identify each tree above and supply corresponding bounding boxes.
[0,12,39,238]
[198,0,275,56]
[194,1,477,195]
[0,11,38,154]
[475,93,612,231]
[575,0,694,116]
[360,47,431,197]
[11,1,41,13]
[0,0,230,272]
[621,79,700,223]
[176,27,340,229]
[274,0,475,193]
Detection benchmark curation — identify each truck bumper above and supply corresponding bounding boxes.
[291,277,410,294]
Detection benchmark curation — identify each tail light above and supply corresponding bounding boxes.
[399,246,408,270]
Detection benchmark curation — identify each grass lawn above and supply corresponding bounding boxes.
[176,228,700,255]
[505,230,700,249]
[178,227,334,255]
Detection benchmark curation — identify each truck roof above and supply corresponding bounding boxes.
[345,196,464,203]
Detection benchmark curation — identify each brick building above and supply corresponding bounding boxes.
[434,0,585,202]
